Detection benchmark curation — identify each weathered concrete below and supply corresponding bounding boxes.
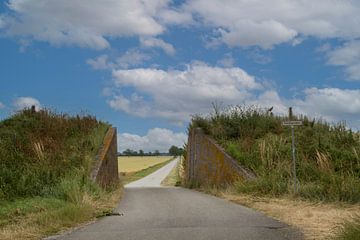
[90,127,119,187]
[185,128,255,186]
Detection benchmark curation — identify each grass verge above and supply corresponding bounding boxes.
[195,185,360,240]
[120,158,174,185]
[161,158,181,186]
[0,183,122,240]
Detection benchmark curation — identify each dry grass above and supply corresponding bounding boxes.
[118,156,172,173]
[0,186,123,240]
[219,190,360,240]
[161,158,181,186]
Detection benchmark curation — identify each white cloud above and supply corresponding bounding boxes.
[13,97,41,111]
[140,37,176,55]
[109,62,263,124]
[327,41,360,81]
[217,53,235,67]
[1,0,189,49]
[184,0,360,49]
[0,102,5,109]
[87,50,150,70]
[294,88,360,119]
[86,55,113,70]
[116,50,151,69]
[118,128,187,152]
[107,61,360,129]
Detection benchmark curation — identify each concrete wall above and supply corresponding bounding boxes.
[185,128,255,186]
[90,127,119,187]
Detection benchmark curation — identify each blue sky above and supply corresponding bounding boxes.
[0,0,359,152]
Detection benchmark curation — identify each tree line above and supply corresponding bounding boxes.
[119,145,183,157]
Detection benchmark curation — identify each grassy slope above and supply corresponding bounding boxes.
[0,109,121,240]
[188,105,360,239]
[190,105,360,203]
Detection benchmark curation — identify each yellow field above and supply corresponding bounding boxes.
[118,156,173,173]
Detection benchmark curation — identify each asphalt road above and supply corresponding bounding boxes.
[47,158,302,240]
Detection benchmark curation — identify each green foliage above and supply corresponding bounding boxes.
[0,109,109,200]
[190,105,360,202]
[168,145,184,157]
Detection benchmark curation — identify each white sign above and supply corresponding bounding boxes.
[282,121,303,126]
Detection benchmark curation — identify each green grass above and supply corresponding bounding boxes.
[189,105,360,203]
[335,216,360,240]
[0,108,122,240]
[0,108,110,200]
[120,158,174,185]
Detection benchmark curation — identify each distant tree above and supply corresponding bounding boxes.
[139,149,144,156]
[169,145,183,156]
[123,149,133,156]
[169,145,179,156]
[154,150,160,156]
[122,149,139,156]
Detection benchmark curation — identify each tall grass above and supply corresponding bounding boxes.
[0,108,109,200]
[190,105,360,203]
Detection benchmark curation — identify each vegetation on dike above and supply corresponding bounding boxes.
[0,109,121,239]
[188,105,360,239]
[190,105,360,204]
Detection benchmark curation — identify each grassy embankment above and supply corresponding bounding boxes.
[0,109,122,240]
[184,105,360,239]
[118,156,174,185]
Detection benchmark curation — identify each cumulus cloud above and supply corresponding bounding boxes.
[294,88,360,122]
[116,50,151,69]
[87,55,113,70]
[87,50,151,70]
[106,60,360,129]
[0,0,191,49]
[184,0,360,49]
[13,97,41,111]
[327,41,360,81]
[140,37,176,55]
[108,62,263,124]
[118,128,187,152]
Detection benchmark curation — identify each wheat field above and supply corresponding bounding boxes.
[118,156,173,173]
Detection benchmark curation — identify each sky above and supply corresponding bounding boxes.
[0,0,360,152]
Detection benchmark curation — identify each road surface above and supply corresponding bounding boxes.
[47,158,302,240]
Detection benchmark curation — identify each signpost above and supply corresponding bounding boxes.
[282,116,302,193]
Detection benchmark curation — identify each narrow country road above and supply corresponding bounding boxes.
[47,158,302,240]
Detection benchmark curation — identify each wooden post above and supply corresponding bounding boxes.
[288,107,293,120]
[31,105,36,113]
